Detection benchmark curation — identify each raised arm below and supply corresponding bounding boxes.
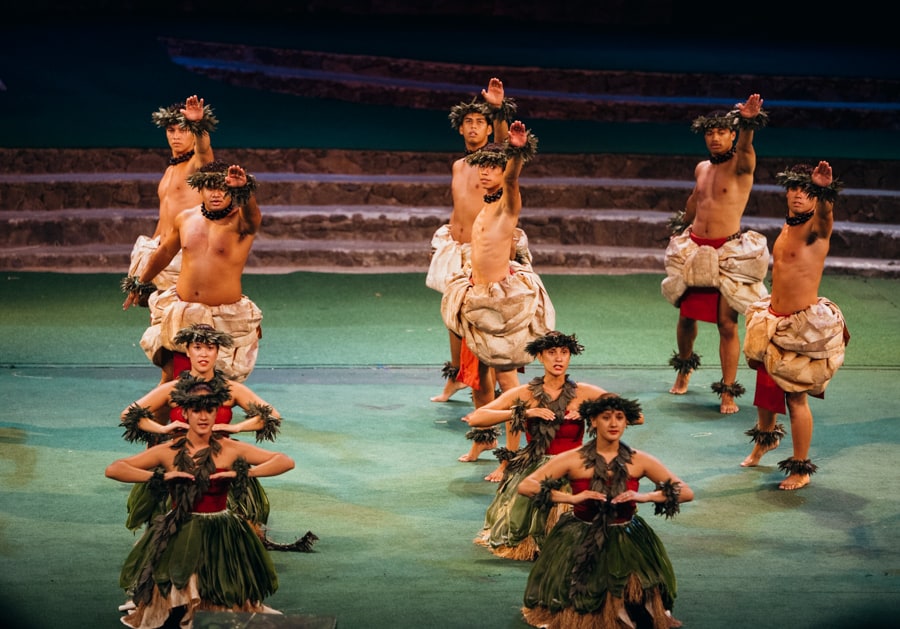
[809,160,836,241]
[225,164,261,236]
[181,95,215,164]
[502,120,537,218]
[482,77,510,144]
[733,93,764,176]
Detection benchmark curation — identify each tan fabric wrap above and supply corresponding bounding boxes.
[661,228,770,315]
[128,235,182,292]
[425,224,470,293]
[426,225,532,293]
[441,261,555,369]
[743,296,847,395]
[140,287,262,382]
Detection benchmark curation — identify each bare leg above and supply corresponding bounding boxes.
[780,393,813,490]
[670,315,698,394]
[459,361,497,462]
[741,408,781,466]
[484,369,521,482]
[431,331,468,402]
[716,301,741,414]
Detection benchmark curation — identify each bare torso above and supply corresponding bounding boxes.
[689,160,753,239]
[470,200,519,285]
[156,161,203,238]
[175,207,255,305]
[449,159,487,244]
[770,224,829,313]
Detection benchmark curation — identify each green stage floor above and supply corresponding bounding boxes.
[1,271,898,628]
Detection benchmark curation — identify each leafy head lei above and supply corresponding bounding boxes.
[692,106,769,134]
[151,101,219,135]
[465,132,539,168]
[448,98,492,130]
[174,323,234,349]
[690,109,737,134]
[186,160,258,204]
[579,393,643,435]
[169,376,230,412]
[465,142,507,168]
[525,331,585,357]
[776,163,843,203]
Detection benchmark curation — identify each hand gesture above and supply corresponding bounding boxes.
[811,160,833,187]
[736,93,763,119]
[527,407,557,422]
[122,291,139,310]
[508,120,527,147]
[225,164,247,188]
[181,95,205,122]
[482,77,505,109]
[164,421,189,434]
[570,489,606,504]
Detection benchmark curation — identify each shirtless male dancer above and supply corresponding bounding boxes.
[123,162,263,385]
[124,95,216,305]
[661,93,770,414]
[441,121,555,481]
[741,161,849,490]
[429,77,518,402]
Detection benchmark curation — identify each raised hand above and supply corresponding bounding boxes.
[737,93,763,119]
[225,164,247,187]
[508,120,527,147]
[811,160,833,187]
[181,95,205,122]
[482,77,505,109]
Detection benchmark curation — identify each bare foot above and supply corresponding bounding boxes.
[669,371,691,394]
[458,440,497,462]
[779,473,810,490]
[484,464,505,483]
[719,392,739,414]
[431,380,468,402]
[740,440,779,467]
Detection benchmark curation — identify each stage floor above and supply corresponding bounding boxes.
[1,271,898,628]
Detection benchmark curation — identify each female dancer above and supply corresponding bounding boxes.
[108,379,293,629]
[518,394,692,629]
[463,331,619,560]
[119,324,314,552]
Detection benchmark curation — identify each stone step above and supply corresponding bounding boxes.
[4,206,899,262]
[5,149,900,189]
[2,172,898,223]
[2,238,896,279]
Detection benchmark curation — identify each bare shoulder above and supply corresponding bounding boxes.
[575,382,607,398]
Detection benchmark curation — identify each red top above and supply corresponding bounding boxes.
[570,477,639,523]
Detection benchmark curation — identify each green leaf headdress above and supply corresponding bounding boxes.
[169,374,231,412]
[174,323,235,349]
[580,394,643,435]
[448,98,492,130]
[525,331,585,356]
[151,101,219,135]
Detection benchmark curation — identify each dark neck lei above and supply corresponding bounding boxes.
[483,188,503,203]
[506,376,578,473]
[568,440,635,599]
[786,210,815,226]
[201,202,234,221]
[168,150,194,166]
[709,146,736,164]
